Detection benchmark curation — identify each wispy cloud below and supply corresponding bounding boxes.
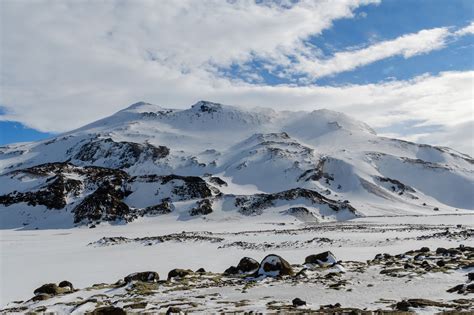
[293,27,452,79]
[455,21,474,36]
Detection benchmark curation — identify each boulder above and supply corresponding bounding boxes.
[436,247,448,255]
[90,306,126,315]
[224,266,239,275]
[58,280,74,290]
[292,298,306,307]
[124,271,159,283]
[167,269,193,280]
[166,306,182,314]
[237,257,260,273]
[257,254,293,277]
[33,283,69,296]
[225,257,260,275]
[447,283,474,294]
[304,251,337,267]
[419,247,430,253]
[395,300,411,312]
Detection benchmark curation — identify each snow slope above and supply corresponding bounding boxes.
[0,100,472,229]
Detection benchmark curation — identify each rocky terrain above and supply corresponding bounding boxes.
[2,243,472,314]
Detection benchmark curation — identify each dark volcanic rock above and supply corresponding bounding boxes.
[189,199,213,216]
[142,199,173,215]
[0,174,82,209]
[167,269,193,280]
[305,251,337,266]
[58,280,74,290]
[74,138,169,168]
[297,158,330,182]
[124,271,159,283]
[235,188,356,216]
[436,247,448,255]
[257,254,293,277]
[34,283,68,296]
[162,175,214,200]
[209,176,227,187]
[166,306,182,314]
[0,162,133,224]
[225,257,260,275]
[73,181,132,223]
[131,174,217,201]
[376,176,416,194]
[292,298,307,307]
[90,306,126,315]
[447,283,474,294]
[395,298,453,311]
[237,257,260,273]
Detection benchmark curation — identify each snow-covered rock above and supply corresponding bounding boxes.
[257,254,293,277]
[304,251,338,267]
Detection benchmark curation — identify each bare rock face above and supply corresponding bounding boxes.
[208,176,227,187]
[124,271,159,283]
[257,254,293,277]
[0,173,82,209]
[235,188,356,216]
[161,175,214,200]
[74,138,169,169]
[189,199,213,216]
[72,181,132,224]
[142,199,173,215]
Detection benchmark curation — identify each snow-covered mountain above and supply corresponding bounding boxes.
[1,100,472,228]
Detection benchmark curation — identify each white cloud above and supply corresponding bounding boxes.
[0,0,379,126]
[403,121,474,157]
[455,21,474,36]
[294,27,451,79]
[0,1,473,155]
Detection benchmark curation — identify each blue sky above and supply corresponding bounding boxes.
[221,0,474,86]
[1,0,473,153]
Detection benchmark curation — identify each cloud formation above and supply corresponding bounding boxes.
[0,0,472,154]
[294,27,452,79]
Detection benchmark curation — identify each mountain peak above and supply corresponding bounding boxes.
[191,100,224,113]
[121,101,166,113]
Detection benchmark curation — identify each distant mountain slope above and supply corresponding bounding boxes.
[0,101,472,228]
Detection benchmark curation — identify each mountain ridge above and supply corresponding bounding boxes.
[0,101,472,229]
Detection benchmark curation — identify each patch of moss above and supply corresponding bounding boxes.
[127,281,159,295]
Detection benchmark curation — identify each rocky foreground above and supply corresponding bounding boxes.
[2,246,472,314]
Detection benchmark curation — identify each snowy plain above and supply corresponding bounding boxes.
[1,211,472,308]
